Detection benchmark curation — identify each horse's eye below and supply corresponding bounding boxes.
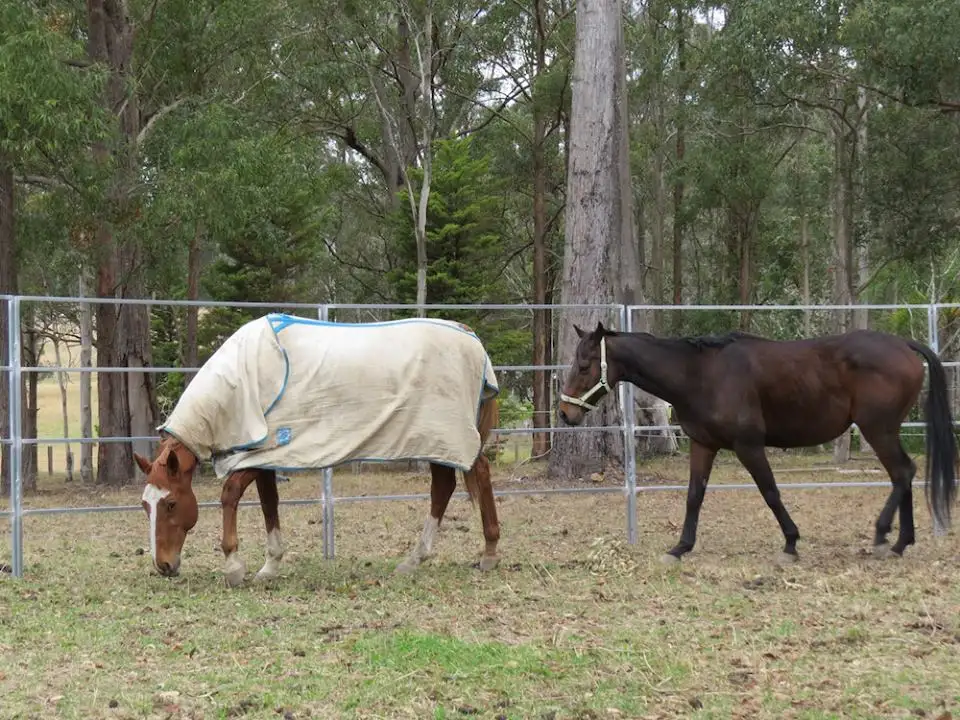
[166,499,177,512]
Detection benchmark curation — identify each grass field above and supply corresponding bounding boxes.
[2,459,959,720]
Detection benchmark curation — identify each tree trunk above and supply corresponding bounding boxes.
[853,86,872,456]
[52,338,74,482]
[531,0,552,458]
[671,3,687,333]
[646,3,666,332]
[20,313,39,493]
[549,0,637,480]
[0,157,14,495]
[801,212,811,335]
[831,101,856,464]
[79,271,94,484]
[124,293,157,466]
[88,0,153,486]
[184,221,201,386]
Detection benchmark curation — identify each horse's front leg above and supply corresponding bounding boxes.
[663,440,717,564]
[396,464,456,574]
[220,470,258,587]
[253,470,284,581]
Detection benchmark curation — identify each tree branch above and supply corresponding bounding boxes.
[137,98,187,146]
[15,175,64,189]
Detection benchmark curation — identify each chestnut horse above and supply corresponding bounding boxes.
[559,322,957,564]
[135,397,499,585]
[134,317,501,586]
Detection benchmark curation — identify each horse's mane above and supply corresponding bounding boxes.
[631,330,763,351]
[682,331,762,351]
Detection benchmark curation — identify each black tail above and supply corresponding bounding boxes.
[908,340,958,531]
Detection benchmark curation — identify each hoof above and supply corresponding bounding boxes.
[872,543,899,560]
[394,560,418,575]
[224,554,247,588]
[659,553,681,566]
[253,569,278,583]
[775,551,798,566]
[478,554,500,572]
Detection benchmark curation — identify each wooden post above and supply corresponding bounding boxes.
[47,445,53,475]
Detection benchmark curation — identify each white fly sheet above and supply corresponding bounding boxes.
[161,314,499,478]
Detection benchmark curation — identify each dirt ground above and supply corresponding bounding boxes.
[1,457,959,719]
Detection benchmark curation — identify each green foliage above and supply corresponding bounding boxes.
[388,137,510,307]
[385,137,533,393]
[496,392,534,429]
[150,307,186,418]
[0,3,107,163]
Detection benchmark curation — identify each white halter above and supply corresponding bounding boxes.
[560,336,612,411]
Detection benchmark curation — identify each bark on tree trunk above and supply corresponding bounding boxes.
[531,0,552,458]
[0,158,14,495]
[21,313,39,492]
[853,86,872,456]
[79,270,94,484]
[801,212,811,336]
[549,0,637,480]
[88,0,155,485]
[647,1,667,333]
[671,3,687,333]
[184,222,201,386]
[52,338,74,482]
[831,100,856,464]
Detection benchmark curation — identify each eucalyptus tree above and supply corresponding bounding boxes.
[550,0,638,479]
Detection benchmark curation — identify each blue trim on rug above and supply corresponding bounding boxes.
[265,312,484,342]
[222,455,474,473]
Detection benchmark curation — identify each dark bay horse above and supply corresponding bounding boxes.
[559,322,957,563]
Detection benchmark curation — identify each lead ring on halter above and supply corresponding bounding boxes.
[560,336,612,411]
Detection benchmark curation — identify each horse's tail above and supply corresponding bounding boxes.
[464,395,500,507]
[907,340,958,531]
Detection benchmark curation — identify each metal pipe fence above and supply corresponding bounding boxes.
[1,296,952,578]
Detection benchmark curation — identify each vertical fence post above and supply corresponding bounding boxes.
[7,296,24,577]
[317,304,335,560]
[620,304,638,544]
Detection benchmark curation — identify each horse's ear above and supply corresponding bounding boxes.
[134,452,152,475]
[166,450,180,476]
[574,324,586,339]
[595,321,606,335]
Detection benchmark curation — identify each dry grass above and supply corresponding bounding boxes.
[2,459,960,720]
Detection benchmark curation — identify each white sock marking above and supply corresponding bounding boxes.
[411,516,440,563]
[257,528,284,578]
[142,484,170,565]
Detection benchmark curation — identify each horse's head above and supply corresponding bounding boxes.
[558,321,616,426]
[134,437,199,577]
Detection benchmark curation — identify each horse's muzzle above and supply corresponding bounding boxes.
[558,404,584,427]
[155,559,181,577]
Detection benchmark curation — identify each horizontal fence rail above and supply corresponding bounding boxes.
[1,296,954,577]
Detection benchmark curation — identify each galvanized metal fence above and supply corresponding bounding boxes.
[1,295,957,578]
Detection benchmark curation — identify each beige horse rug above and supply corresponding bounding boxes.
[161,314,499,478]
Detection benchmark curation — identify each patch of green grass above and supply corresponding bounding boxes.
[3,466,960,719]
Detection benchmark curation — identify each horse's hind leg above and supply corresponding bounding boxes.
[396,463,457,574]
[253,469,285,581]
[469,454,500,571]
[861,428,917,556]
[220,469,259,587]
[734,442,801,563]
